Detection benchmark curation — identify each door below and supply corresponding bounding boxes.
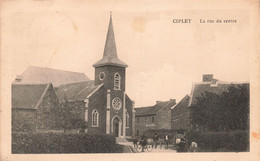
[113,117,119,137]
[114,122,119,137]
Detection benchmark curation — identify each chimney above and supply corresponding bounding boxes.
[202,74,213,82]
[210,78,219,87]
[15,75,22,82]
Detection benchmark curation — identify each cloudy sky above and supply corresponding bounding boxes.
[2,0,257,107]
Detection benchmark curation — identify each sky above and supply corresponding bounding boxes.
[1,0,256,107]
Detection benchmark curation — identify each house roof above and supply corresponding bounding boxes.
[12,83,50,109]
[135,100,176,116]
[171,95,190,117]
[13,66,90,87]
[56,81,103,102]
[126,94,133,104]
[93,14,127,68]
[189,81,249,106]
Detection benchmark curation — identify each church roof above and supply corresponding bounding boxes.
[56,81,103,102]
[135,100,176,116]
[93,14,128,68]
[13,66,90,87]
[12,83,51,109]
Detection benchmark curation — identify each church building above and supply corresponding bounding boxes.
[56,14,135,138]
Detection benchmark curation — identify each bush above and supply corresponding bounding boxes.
[12,132,118,153]
[186,130,249,152]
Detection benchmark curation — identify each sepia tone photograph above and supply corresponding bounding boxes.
[1,0,260,161]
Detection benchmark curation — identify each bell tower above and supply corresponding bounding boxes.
[93,13,128,91]
[93,13,128,137]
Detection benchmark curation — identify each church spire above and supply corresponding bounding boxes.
[93,13,128,68]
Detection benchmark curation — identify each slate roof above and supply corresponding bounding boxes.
[12,83,50,109]
[171,95,190,118]
[93,15,127,68]
[13,66,89,87]
[56,81,103,102]
[126,94,133,103]
[189,81,249,106]
[135,100,176,116]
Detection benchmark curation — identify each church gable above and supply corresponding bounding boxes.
[86,85,107,134]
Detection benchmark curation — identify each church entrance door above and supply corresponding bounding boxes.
[113,117,120,137]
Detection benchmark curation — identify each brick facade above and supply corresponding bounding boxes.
[94,66,126,91]
[87,86,107,134]
[135,100,175,136]
[171,95,190,131]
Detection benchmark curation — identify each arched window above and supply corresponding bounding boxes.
[114,73,121,90]
[126,111,129,128]
[92,109,99,127]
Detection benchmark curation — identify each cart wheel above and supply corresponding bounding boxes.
[136,145,142,152]
[147,145,153,152]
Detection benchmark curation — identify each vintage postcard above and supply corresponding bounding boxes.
[1,0,259,161]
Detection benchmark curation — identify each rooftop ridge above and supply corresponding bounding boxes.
[58,80,94,87]
[27,65,86,74]
[12,83,49,86]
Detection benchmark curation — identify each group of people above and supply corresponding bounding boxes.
[152,133,170,149]
[132,133,170,151]
[133,133,198,152]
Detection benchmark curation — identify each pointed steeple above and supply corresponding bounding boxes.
[93,13,128,68]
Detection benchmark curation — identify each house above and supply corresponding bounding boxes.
[56,14,135,138]
[134,99,176,136]
[171,95,190,137]
[171,74,249,135]
[12,83,61,132]
[189,74,249,106]
[189,74,249,131]
[13,66,89,87]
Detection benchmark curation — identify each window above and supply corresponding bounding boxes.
[92,109,99,127]
[137,117,139,123]
[99,72,105,80]
[114,73,121,90]
[126,112,129,128]
[112,97,122,110]
[145,117,148,123]
[152,116,155,123]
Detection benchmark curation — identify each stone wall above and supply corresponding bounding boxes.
[36,84,61,130]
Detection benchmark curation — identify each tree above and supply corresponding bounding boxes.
[60,94,85,133]
[191,84,249,131]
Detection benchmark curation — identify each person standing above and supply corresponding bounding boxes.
[165,133,169,149]
[141,134,147,152]
[177,138,186,152]
[190,141,198,152]
[153,133,159,149]
[133,136,138,148]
